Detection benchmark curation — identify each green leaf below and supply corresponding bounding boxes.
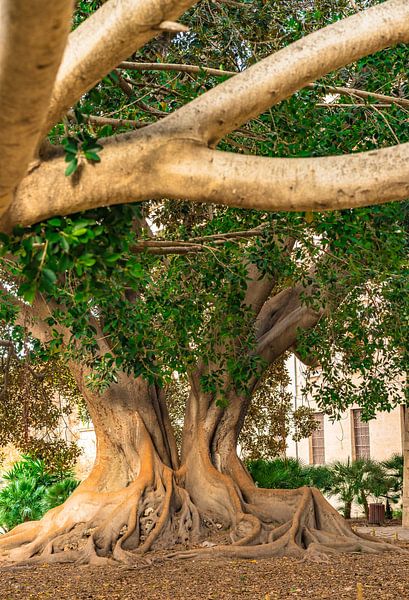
[129,262,144,278]
[61,138,78,153]
[18,282,37,304]
[47,218,62,227]
[42,268,57,285]
[104,253,121,263]
[65,159,78,177]
[60,237,69,253]
[80,255,96,267]
[71,228,87,237]
[73,107,84,124]
[84,151,101,162]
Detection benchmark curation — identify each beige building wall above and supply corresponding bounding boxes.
[286,355,404,466]
[75,426,96,479]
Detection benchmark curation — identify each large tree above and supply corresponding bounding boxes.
[0,197,406,564]
[0,0,408,565]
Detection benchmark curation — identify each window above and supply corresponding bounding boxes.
[352,409,370,459]
[311,412,325,464]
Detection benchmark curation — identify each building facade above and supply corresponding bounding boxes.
[286,355,405,466]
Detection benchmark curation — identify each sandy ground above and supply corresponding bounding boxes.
[1,546,409,600]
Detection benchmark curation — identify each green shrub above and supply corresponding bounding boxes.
[302,464,333,493]
[0,477,46,530]
[0,455,79,532]
[3,455,54,486]
[42,478,79,511]
[328,458,397,519]
[247,458,332,491]
[247,455,402,521]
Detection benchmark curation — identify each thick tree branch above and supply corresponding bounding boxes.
[43,0,198,133]
[161,142,409,212]
[2,134,409,231]
[159,0,409,144]
[0,0,73,214]
[1,0,409,230]
[256,302,320,366]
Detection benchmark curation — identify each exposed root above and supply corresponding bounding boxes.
[166,487,406,562]
[0,462,201,566]
[1,463,405,565]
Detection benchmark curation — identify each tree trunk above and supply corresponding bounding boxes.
[0,367,402,564]
[343,500,352,520]
[0,368,199,565]
[175,374,400,560]
[360,492,370,521]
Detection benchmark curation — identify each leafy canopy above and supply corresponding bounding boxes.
[0,0,407,421]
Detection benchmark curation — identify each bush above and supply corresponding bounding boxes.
[247,455,402,521]
[0,477,46,530]
[328,458,397,519]
[247,458,332,492]
[3,455,55,486]
[42,478,79,511]
[0,455,79,532]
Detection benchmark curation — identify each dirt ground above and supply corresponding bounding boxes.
[1,550,409,600]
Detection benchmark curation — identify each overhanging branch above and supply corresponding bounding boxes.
[1,0,409,232]
[43,0,199,133]
[0,0,72,215]
[2,134,409,231]
[159,0,409,145]
[161,141,409,212]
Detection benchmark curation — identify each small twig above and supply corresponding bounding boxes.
[316,103,392,108]
[213,0,254,7]
[371,104,400,145]
[67,111,150,130]
[309,83,409,109]
[118,62,409,110]
[119,61,236,78]
[348,0,360,11]
[156,21,189,33]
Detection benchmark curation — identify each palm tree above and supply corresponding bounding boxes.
[42,479,79,511]
[328,460,356,519]
[0,477,46,530]
[329,459,395,519]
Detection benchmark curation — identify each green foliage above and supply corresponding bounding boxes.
[42,479,80,511]
[22,440,81,479]
[327,458,398,518]
[0,456,78,531]
[3,455,54,487]
[247,456,403,520]
[240,359,318,460]
[382,453,403,498]
[0,0,407,425]
[62,126,103,177]
[327,460,356,518]
[247,458,332,492]
[0,477,45,530]
[0,349,82,470]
